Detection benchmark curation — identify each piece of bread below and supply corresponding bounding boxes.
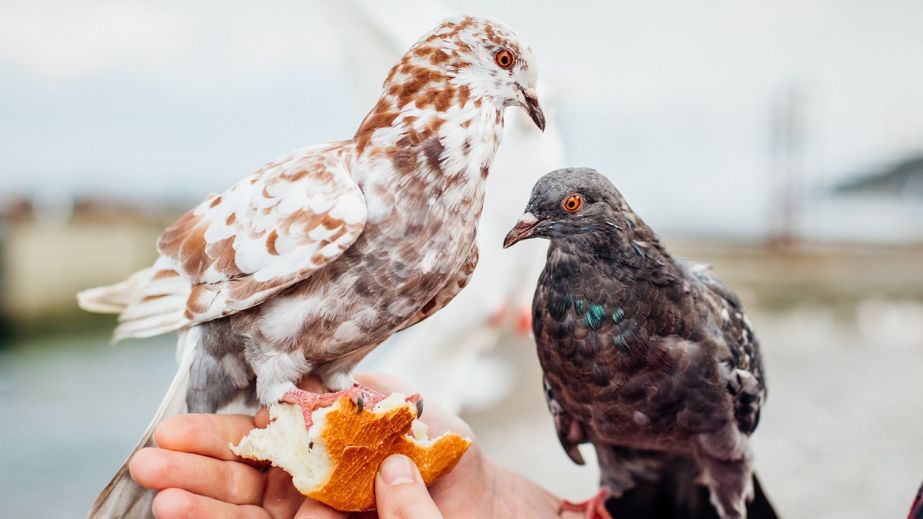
[231,393,472,512]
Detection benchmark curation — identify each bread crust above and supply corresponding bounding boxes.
[233,395,471,512]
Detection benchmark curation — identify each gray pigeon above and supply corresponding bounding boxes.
[78,16,544,518]
[503,168,772,519]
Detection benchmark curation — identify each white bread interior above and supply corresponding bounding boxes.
[231,393,471,512]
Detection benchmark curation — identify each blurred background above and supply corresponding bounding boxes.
[1,1,921,518]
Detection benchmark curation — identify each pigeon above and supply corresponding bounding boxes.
[79,15,544,518]
[326,0,565,414]
[503,168,773,519]
[378,103,566,414]
[909,481,923,519]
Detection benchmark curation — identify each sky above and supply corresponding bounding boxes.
[1,0,922,237]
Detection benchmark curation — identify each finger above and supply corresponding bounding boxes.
[130,447,265,505]
[262,467,307,519]
[154,414,260,462]
[374,455,443,519]
[293,496,350,519]
[254,407,271,429]
[152,487,270,519]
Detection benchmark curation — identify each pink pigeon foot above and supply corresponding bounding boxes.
[404,392,424,418]
[487,301,509,327]
[559,488,613,519]
[516,305,533,336]
[283,385,423,429]
[283,386,359,430]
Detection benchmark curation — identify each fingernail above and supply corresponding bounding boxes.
[380,455,416,486]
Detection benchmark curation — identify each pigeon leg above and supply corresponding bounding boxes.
[559,488,613,519]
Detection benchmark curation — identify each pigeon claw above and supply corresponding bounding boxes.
[559,488,613,519]
[282,386,421,428]
[405,393,424,418]
[283,383,386,429]
[349,384,387,414]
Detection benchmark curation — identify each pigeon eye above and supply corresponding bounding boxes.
[562,194,582,213]
[495,49,514,69]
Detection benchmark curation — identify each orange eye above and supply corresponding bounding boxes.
[562,194,582,213]
[495,49,514,69]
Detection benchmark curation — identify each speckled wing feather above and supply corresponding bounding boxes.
[684,261,765,434]
[397,244,479,332]
[114,142,366,339]
[543,376,586,465]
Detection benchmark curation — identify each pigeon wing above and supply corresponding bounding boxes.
[686,261,766,434]
[543,376,586,465]
[397,244,479,332]
[155,142,366,324]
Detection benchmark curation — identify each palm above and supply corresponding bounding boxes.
[130,373,569,519]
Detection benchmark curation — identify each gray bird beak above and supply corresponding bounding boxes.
[519,86,545,132]
[503,212,540,248]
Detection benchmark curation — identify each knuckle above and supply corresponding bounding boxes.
[153,416,183,447]
[129,448,171,486]
[220,460,262,505]
[220,462,246,504]
[152,488,196,518]
[153,415,199,449]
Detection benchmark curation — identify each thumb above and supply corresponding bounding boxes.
[375,455,444,519]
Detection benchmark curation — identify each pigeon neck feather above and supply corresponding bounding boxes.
[547,216,681,284]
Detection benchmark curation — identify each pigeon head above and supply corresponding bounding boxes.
[504,168,632,248]
[381,15,543,131]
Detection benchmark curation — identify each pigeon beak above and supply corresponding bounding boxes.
[519,87,545,132]
[503,212,540,248]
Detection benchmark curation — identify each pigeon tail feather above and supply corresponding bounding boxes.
[77,267,156,314]
[78,266,191,341]
[604,470,778,519]
[87,328,199,519]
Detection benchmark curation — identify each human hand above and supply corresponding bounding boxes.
[128,375,337,519]
[129,373,577,518]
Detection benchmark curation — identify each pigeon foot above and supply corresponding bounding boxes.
[515,305,533,336]
[559,488,613,519]
[283,385,422,429]
[487,301,509,327]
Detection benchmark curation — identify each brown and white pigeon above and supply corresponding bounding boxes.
[79,15,544,518]
[324,0,565,413]
[504,168,773,519]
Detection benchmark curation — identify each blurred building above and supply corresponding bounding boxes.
[834,153,923,201]
[0,197,174,329]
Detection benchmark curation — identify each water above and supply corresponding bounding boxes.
[0,334,176,519]
[2,302,921,518]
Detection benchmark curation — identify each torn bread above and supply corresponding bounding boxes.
[231,393,472,512]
